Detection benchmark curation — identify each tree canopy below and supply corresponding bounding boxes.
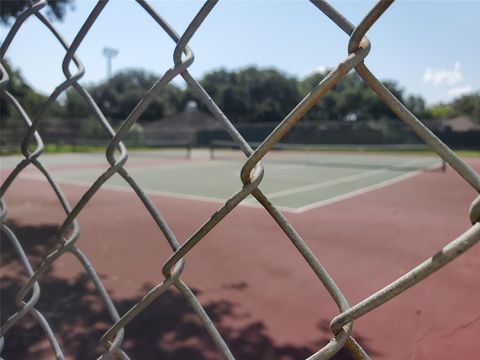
[196,67,301,123]
[2,63,478,127]
[64,69,184,123]
[0,61,52,120]
[450,93,480,122]
[0,0,74,24]
[424,93,480,123]
[299,71,429,122]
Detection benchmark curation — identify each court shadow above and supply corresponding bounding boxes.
[1,222,380,359]
[0,222,59,268]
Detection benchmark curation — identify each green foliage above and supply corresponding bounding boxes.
[405,95,427,119]
[197,67,427,124]
[3,61,451,136]
[197,67,301,123]
[425,93,479,122]
[0,0,73,24]
[426,104,453,119]
[1,62,45,120]
[451,93,480,123]
[64,69,184,123]
[1,61,62,147]
[299,71,416,122]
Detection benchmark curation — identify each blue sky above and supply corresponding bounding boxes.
[1,0,479,105]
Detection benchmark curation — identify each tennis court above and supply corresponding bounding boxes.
[9,148,443,213]
[1,148,479,360]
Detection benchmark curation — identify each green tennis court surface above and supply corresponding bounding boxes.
[8,149,443,212]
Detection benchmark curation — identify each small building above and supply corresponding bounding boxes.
[422,116,480,132]
[440,116,480,132]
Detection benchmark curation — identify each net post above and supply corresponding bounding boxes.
[210,141,215,160]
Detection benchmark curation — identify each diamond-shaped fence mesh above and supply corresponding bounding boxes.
[1,0,479,359]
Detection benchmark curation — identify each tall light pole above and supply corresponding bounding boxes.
[102,47,119,80]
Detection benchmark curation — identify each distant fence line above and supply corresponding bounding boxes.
[1,118,479,151]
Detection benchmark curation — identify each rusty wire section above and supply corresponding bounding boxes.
[1,0,479,359]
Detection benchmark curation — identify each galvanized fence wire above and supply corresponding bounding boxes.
[0,0,479,359]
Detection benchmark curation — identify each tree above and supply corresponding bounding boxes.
[63,69,184,123]
[405,95,427,119]
[197,67,301,123]
[426,104,453,119]
[299,71,412,122]
[450,93,480,123]
[0,61,50,120]
[425,93,480,122]
[0,0,74,25]
[1,61,64,150]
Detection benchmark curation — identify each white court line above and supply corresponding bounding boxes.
[45,158,222,175]
[291,168,426,213]
[18,172,240,206]
[17,159,439,214]
[18,172,279,211]
[249,158,431,200]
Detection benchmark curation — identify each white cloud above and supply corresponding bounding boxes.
[423,61,463,86]
[448,85,473,98]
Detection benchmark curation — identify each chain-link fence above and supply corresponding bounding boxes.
[1,1,479,359]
